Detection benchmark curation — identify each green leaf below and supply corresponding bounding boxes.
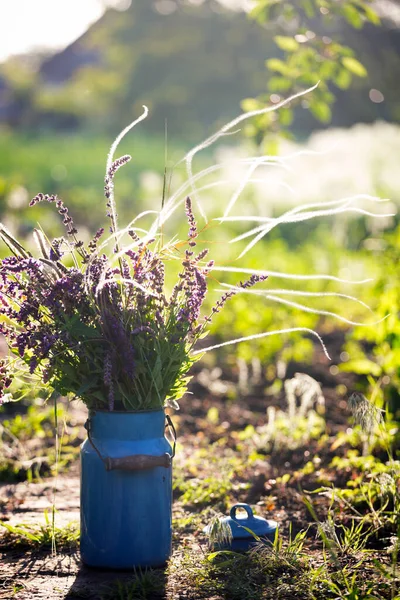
[263,136,280,156]
[309,101,332,123]
[301,0,315,18]
[249,0,283,23]
[319,60,337,80]
[64,315,100,339]
[266,58,290,75]
[278,107,293,126]
[75,378,97,396]
[362,4,380,25]
[274,36,299,52]
[340,359,382,377]
[334,68,352,90]
[268,75,292,92]
[0,521,40,543]
[239,525,261,541]
[207,550,242,562]
[342,56,367,77]
[241,97,262,113]
[342,4,364,28]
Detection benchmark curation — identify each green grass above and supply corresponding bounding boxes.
[100,570,166,600]
[0,515,79,551]
[0,130,184,238]
[0,402,81,482]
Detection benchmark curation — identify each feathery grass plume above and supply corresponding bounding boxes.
[206,516,233,549]
[251,373,325,452]
[374,473,396,497]
[348,392,384,434]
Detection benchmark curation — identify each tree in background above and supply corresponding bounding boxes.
[0,0,396,141]
[243,0,381,146]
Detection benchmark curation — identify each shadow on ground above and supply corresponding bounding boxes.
[64,563,168,600]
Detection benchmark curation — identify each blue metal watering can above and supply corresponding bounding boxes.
[80,409,175,569]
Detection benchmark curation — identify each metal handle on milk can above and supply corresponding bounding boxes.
[105,453,171,471]
[85,413,177,471]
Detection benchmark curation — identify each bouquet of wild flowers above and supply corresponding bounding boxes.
[0,163,265,412]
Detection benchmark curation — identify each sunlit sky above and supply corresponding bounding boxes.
[0,0,130,63]
[1,0,397,65]
[0,0,246,64]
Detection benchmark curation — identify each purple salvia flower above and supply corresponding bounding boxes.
[86,255,108,291]
[104,352,112,387]
[104,156,131,239]
[2,256,42,275]
[239,274,269,289]
[30,193,87,256]
[108,155,132,179]
[194,248,209,263]
[29,356,38,374]
[42,367,52,384]
[132,326,155,336]
[103,312,135,379]
[0,359,12,403]
[103,353,115,411]
[155,310,164,328]
[204,273,268,325]
[128,230,141,242]
[147,258,165,299]
[45,269,86,316]
[49,238,64,261]
[185,197,197,245]
[121,258,130,279]
[186,268,207,323]
[88,228,105,254]
[16,332,29,357]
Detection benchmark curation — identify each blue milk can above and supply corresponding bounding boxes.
[80,409,174,569]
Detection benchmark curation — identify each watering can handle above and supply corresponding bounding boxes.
[105,453,171,471]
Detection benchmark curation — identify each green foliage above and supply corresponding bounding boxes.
[171,537,311,600]
[311,392,400,587]
[239,410,326,453]
[238,373,326,454]
[173,446,249,508]
[0,131,182,239]
[0,403,80,482]
[320,452,400,523]
[340,225,400,413]
[341,57,368,78]
[100,569,165,600]
[246,0,380,143]
[0,515,79,550]
[2,404,58,440]
[304,496,396,599]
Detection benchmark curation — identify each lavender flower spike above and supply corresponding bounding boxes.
[185,197,197,244]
